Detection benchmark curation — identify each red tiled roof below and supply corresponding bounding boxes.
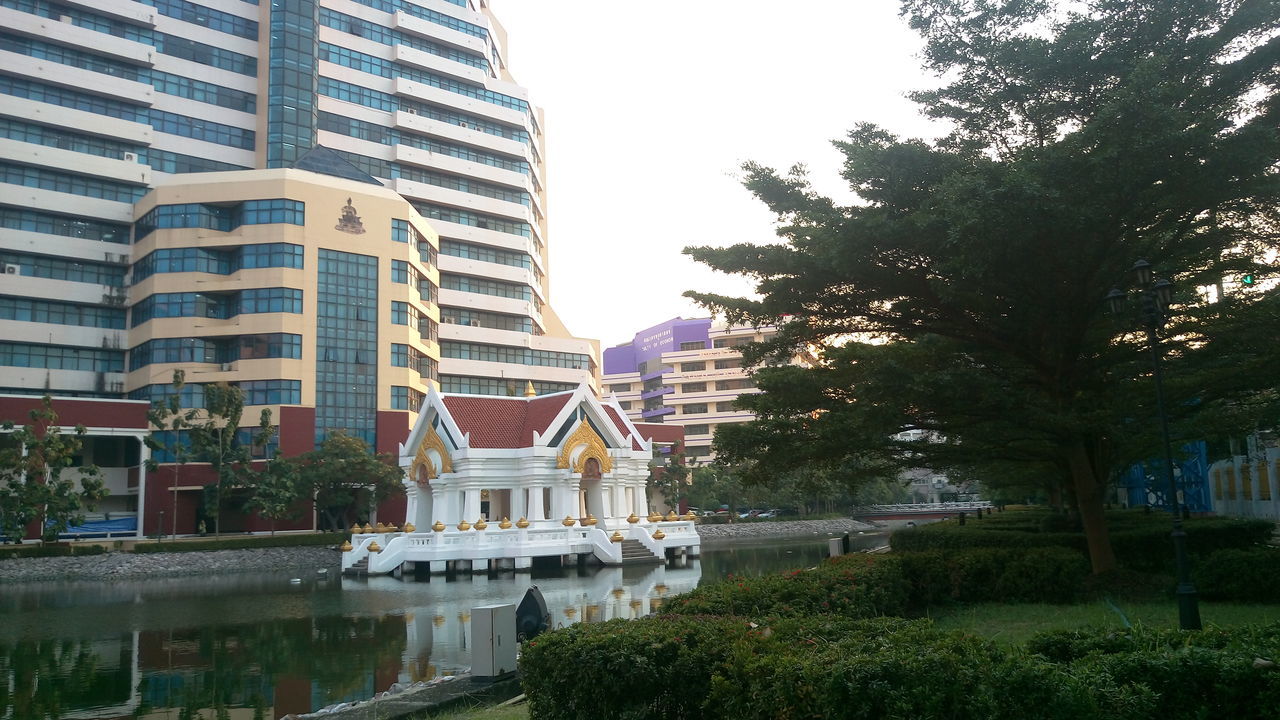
[441,393,574,449]
[635,423,684,445]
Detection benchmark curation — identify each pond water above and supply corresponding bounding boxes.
[0,533,885,720]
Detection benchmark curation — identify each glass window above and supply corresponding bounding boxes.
[681,403,708,415]
[684,424,710,436]
[681,382,707,394]
[680,341,706,351]
[680,362,706,372]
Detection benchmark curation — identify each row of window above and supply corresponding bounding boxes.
[678,358,745,372]
[0,295,127,329]
[0,342,124,373]
[317,109,530,175]
[132,244,304,282]
[390,343,439,380]
[440,341,591,370]
[145,0,258,40]
[391,385,425,411]
[0,250,126,287]
[0,33,254,114]
[131,288,303,326]
[320,8,488,71]
[440,307,534,334]
[2,2,257,76]
[440,240,533,270]
[440,273,531,301]
[415,203,530,238]
[390,260,437,303]
[1,162,146,203]
[128,333,302,370]
[318,43,528,113]
[439,375,576,397]
[0,206,130,244]
[149,427,278,463]
[390,301,439,340]
[396,164,530,206]
[128,379,302,408]
[135,201,305,241]
[316,77,529,144]
[347,0,487,40]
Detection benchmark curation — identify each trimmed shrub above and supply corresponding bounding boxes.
[0,543,108,560]
[1194,548,1280,602]
[132,532,344,553]
[520,614,750,720]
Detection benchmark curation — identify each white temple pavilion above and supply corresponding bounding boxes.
[342,383,699,575]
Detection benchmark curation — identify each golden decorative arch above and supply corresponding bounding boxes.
[555,420,613,473]
[411,424,453,481]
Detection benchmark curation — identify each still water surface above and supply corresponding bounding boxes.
[0,534,884,719]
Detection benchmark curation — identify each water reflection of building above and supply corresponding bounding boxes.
[0,561,700,720]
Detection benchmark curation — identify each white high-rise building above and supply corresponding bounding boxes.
[0,0,597,430]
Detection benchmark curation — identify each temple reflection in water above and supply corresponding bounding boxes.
[0,559,702,720]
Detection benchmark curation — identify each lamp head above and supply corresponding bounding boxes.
[1152,278,1174,309]
[1131,259,1153,286]
[1105,288,1127,315]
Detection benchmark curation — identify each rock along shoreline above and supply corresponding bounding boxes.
[0,518,884,584]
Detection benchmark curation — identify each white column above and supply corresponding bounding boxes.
[635,481,649,519]
[464,488,482,521]
[528,484,544,521]
[431,487,444,524]
[135,436,150,539]
[512,486,527,521]
[612,484,627,518]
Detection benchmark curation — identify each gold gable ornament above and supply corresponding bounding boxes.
[555,420,613,473]
[411,425,453,482]
[335,197,366,234]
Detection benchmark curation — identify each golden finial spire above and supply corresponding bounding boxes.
[524,381,536,397]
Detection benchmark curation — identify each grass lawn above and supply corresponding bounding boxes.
[427,699,528,720]
[928,600,1280,645]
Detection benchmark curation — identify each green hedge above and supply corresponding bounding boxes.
[0,543,108,560]
[891,514,1274,572]
[132,532,345,554]
[1193,548,1280,602]
[666,547,1091,618]
[522,616,1280,720]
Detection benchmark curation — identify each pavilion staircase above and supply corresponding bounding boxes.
[619,539,663,565]
[344,556,369,577]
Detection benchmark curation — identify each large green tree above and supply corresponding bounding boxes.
[687,0,1280,573]
[0,397,106,543]
[291,432,404,531]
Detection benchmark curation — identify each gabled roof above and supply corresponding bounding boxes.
[634,423,684,445]
[441,392,574,449]
[601,405,644,450]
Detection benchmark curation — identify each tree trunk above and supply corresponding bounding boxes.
[1066,442,1116,574]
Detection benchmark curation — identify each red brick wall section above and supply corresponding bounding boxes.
[375,410,410,523]
[0,396,149,430]
[278,406,316,456]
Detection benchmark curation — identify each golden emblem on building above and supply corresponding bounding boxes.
[336,197,366,234]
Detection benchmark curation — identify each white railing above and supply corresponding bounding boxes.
[855,502,992,514]
[586,527,621,565]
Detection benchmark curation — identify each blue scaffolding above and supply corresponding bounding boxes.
[1119,440,1213,513]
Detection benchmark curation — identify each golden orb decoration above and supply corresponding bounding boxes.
[611,587,625,598]
[585,514,598,526]
[350,523,362,534]
[655,583,668,595]
[652,529,666,540]
[474,516,488,531]
[432,520,445,532]
[647,511,662,523]
[665,510,678,521]
[340,540,353,552]
[515,517,530,529]
[626,513,639,524]
[562,516,577,527]
[457,520,471,531]
[499,517,512,530]
[610,530,624,543]
[432,615,446,627]
[564,607,577,618]
[403,522,416,533]
[375,522,387,532]
[367,540,382,553]
[682,512,697,521]
[362,523,374,534]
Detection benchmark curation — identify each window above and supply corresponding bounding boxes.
[680,341,706,351]
[440,274,532,301]
[440,307,535,334]
[0,296,126,329]
[680,361,706,372]
[440,240,534,269]
[391,218,409,243]
[0,207,128,244]
[609,383,632,393]
[0,342,123,372]
[441,342,592,370]
[682,382,707,394]
[684,424,710,436]
[135,201,304,241]
[240,379,302,405]
[714,358,743,370]
[681,403,708,415]
[685,445,712,459]
[716,401,738,413]
[391,385,425,411]
[0,250,125,287]
[440,375,576,396]
[716,379,756,391]
[713,335,755,349]
[618,401,631,410]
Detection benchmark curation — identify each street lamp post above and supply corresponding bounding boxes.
[1107,259,1202,630]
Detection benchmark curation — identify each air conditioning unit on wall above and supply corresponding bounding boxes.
[4,264,20,275]
[122,152,138,162]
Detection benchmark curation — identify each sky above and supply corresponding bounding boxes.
[488,1,942,349]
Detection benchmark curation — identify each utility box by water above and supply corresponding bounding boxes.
[471,603,517,681]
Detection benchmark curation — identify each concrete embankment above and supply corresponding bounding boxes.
[0,545,341,584]
[695,517,882,543]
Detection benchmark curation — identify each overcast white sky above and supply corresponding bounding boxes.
[488,1,940,349]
